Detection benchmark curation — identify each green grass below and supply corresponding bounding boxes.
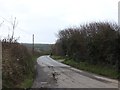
[19,74,33,88]
[22,43,52,52]
[51,55,65,60]
[18,55,39,88]
[63,59,118,79]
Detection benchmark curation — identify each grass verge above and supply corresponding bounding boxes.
[51,56,118,79]
[63,59,118,79]
[50,55,65,60]
[18,55,39,88]
[18,74,33,88]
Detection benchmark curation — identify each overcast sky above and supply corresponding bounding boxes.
[0,0,119,44]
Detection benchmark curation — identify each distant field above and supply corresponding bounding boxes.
[22,43,53,52]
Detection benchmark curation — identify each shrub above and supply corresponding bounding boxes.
[2,42,33,88]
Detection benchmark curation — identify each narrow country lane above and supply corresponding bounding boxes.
[32,55,118,89]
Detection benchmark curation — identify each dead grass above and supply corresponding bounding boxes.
[2,42,34,88]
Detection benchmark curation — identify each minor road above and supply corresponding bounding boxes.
[32,55,118,88]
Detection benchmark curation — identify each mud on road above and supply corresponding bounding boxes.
[32,63,58,88]
[32,56,118,88]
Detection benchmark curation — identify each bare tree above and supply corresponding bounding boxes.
[1,17,18,43]
[10,17,18,43]
[0,21,4,27]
